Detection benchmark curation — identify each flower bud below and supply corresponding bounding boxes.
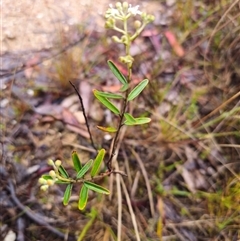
[122,2,128,10]
[105,18,115,29]
[141,12,147,18]
[112,36,122,43]
[119,55,134,65]
[116,2,122,8]
[39,178,47,185]
[147,14,155,22]
[47,179,54,186]
[49,170,56,178]
[40,185,48,191]
[134,20,141,29]
[55,160,62,167]
[47,159,54,166]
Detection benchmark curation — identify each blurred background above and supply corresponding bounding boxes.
[1,0,240,240]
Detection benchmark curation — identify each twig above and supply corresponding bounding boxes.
[7,180,75,240]
[16,217,25,241]
[69,81,96,150]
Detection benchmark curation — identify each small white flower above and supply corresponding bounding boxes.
[106,4,121,18]
[128,4,142,16]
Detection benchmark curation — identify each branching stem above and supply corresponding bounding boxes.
[69,81,97,151]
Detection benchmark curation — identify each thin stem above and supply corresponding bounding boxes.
[130,22,147,41]
[113,26,125,34]
[123,17,131,56]
[69,81,97,150]
[56,173,74,183]
[106,94,128,171]
[106,20,133,171]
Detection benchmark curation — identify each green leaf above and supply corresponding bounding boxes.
[91,149,105,177]
[55,180,71,184]
[63,183,73,206]
[72,151,82,173]
[97,126,117,133]
[107,60,128,85]
[127,79,149,101]
[59,165,69,178]
[124,113,136,124]
[78,185,89,210]
[84,181,110,195]
[42,175,53,180]
[95,91,123,99]
[125,117,151,126]
[76,159,93,179]
[93,90,120,115]
[120,83,129,92]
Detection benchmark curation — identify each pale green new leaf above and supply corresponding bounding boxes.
[72,150,82,173]
[95,91,123,99]
[84,181,110,195]
[93,90,120,115]
[124,113,136,125]
[78,185,89,210]
[76,159,93,179]
[63,183,73,206]
[107,60,128,85]
[127,79,149,101]
[42,175,53,180]
[91,149,105,177]
[97,126,117,133]
[59,165,69,178]
[125,117,151,126]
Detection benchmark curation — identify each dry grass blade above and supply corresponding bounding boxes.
[120,177,141,241]
[131,148,155,217]
[193,91,240,128]
[204,0,240,78]
[62,142,96,153]
[131,170,140,198]
[115,161,122,241]
[109,125,127,240]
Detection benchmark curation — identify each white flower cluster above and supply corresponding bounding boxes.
[38,159,61,191]
[105,2,142,19]
[128,4,142,16]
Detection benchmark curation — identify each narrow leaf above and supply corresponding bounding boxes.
[56,180,71,184]
[76,159,93,179]
[120,83,129,92]
[84,181,110,195]
[125,117,151,126]
[124,113,136,124]
[95,91,123,99]
[59,165,69,178]
[63,183,73,206]
[93,90,120,115]
[127,79,149,101]
[97,126,117,133]
[91,149,105,177]
[42,175,53,180]
[72,151,82,173]
[78,185,89,210]
[107,60,128,85]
